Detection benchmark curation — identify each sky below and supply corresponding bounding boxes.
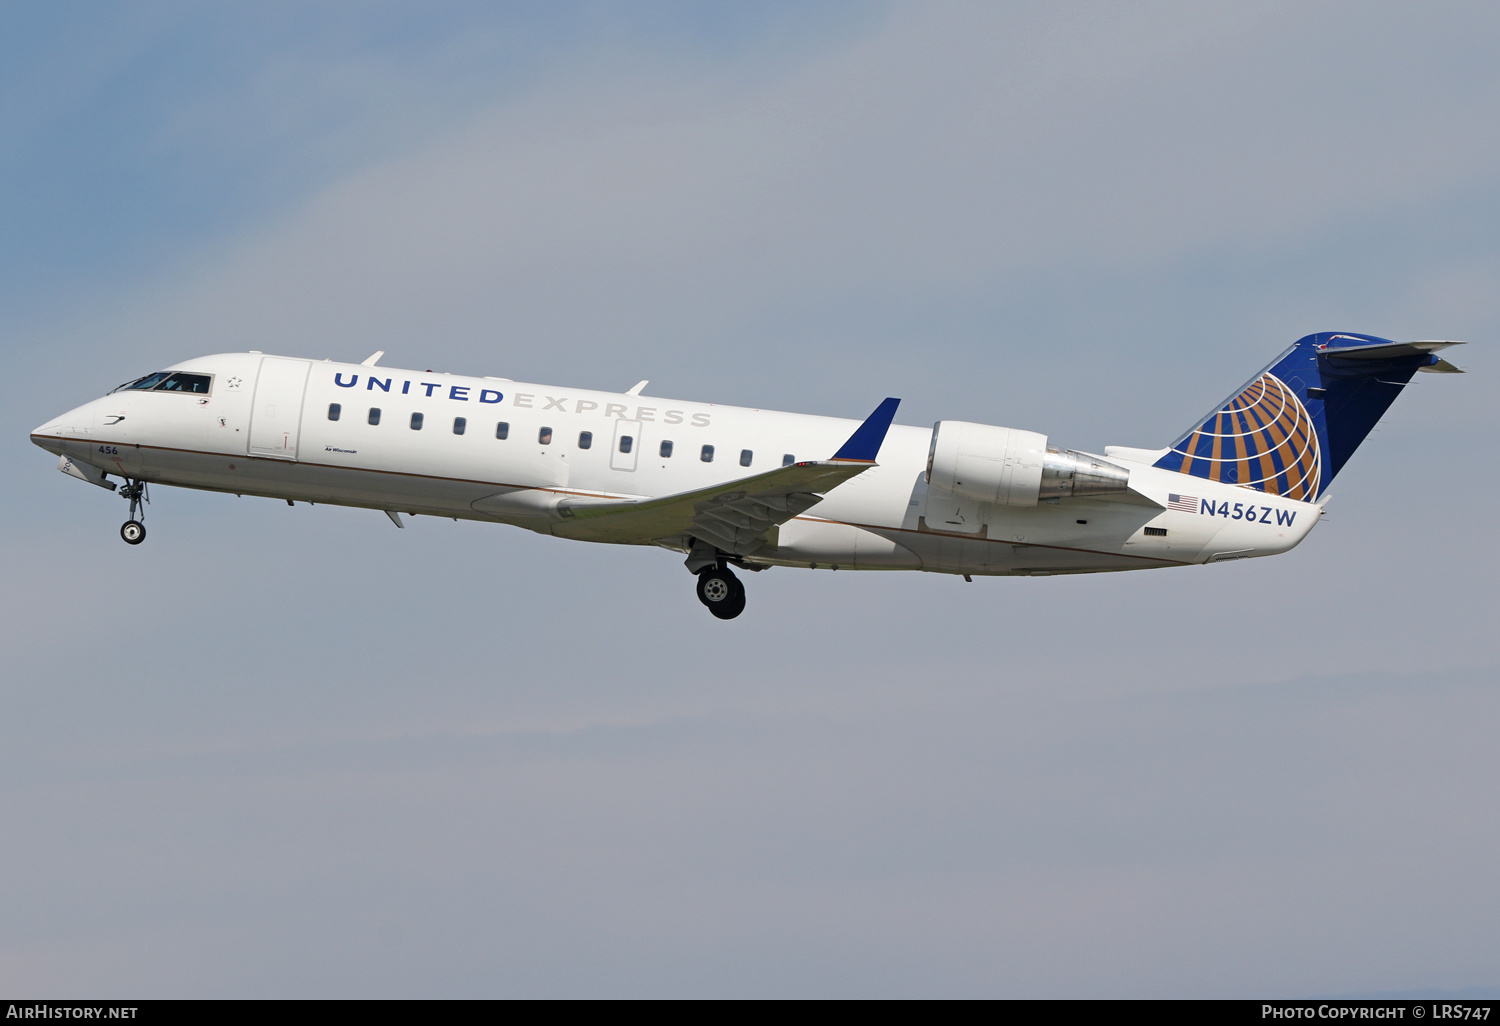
[2,0,1498,998]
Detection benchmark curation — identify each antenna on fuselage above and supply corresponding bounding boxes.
[362,351,385,367]
[625,380,648,396]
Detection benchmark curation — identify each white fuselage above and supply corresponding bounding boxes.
[31,352,1322,575]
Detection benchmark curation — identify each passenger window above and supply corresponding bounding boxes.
[368,408,381,425]
[328,403,341,421]
[495,422,509,440]
[539,427,552,445]
[701,444,714,462]
[154,372,212,394]
[453,417,466,435]
[410,412,423,430]
[783,454,795,467]
[578,431,592,449]
[619,435,633,454]
[660,440,673,458]
[740,449,753,467]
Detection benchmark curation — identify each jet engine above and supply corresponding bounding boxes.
[926,420,1131,506]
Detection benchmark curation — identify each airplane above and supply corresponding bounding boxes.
[30,331,1464,619]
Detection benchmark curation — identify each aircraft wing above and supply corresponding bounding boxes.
[553,459,872,550]
[551,397,900,553]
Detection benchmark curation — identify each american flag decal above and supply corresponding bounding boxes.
[1167,493,1198,512]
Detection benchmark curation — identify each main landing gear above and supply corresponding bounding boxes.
[696,564,746,620]
[118,479,149,546]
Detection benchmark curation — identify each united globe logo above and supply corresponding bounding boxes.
[1166,373,1321,500]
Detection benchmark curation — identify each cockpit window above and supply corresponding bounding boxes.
[154,373,212,393]
[113,371,172,392]
[112,371,212,394]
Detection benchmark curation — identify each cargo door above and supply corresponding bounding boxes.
[247,357,311,459]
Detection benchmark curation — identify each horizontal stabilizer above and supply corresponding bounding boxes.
[1320,339,1465,361]
[554,460,871,551]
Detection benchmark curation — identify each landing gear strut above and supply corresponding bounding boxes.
[119,479,148,546]
[696,564,746,620]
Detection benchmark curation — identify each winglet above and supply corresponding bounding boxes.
[831,397,900,462]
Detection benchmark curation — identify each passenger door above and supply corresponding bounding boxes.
[247,357,311,460]
[610,419,642,472]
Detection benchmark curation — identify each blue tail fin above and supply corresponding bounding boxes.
[832,397,901,462]
[1153,332,1463,501]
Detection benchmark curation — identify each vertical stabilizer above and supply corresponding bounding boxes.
[1153,333,1464,499]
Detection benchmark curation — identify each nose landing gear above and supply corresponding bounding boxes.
[118,479,149,545]
[696,565,746,620]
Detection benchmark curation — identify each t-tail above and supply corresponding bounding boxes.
[1153,332,1466,501]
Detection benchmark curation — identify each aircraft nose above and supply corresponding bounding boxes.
[31,401,97,454]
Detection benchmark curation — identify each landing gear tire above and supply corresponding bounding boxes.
[118,480,149,545]
[696,567,746,620]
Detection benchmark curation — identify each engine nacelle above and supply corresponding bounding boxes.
[926,421,1048,505]
[926,421,1130,506]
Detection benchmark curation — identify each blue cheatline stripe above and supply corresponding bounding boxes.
[832,397,901,462]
